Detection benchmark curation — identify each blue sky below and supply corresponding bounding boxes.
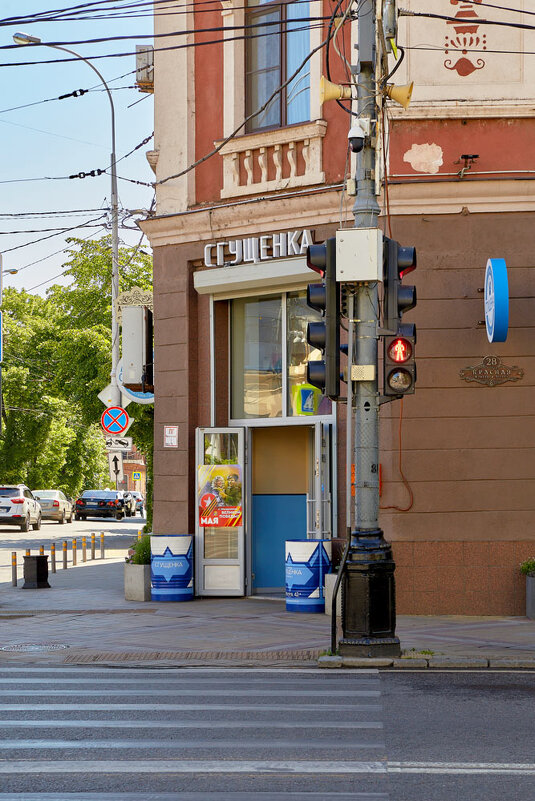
[0,1,154,294]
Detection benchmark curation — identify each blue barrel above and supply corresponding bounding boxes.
[285,539,332,613]
[150,535,194,602]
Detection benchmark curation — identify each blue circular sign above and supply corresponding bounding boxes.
[484,258,509,343]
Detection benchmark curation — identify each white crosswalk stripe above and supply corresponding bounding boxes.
[0,665,389,801]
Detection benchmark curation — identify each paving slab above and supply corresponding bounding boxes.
[2,556,535,667]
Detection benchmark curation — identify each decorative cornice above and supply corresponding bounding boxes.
[388,101,535,121]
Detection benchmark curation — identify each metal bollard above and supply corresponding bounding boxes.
[11,552,17,587]
[51,543,56,573]
[100,532,105,559]
[91,533,96,560]
[39,545,44,556]
[72,539,77,566]
[62,541,68,570]
[82,536,87,562]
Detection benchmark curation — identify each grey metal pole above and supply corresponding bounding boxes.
[340,0,400,657]
[15,38,121,407]
[51,45,121,408]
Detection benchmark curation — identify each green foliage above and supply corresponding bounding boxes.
[0,236,153,498]
[520,558,535,577]
[128,534,151,565]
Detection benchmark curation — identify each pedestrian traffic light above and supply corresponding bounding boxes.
[383,323,416,396]
[306,237,340,400]
[383,236,417,397]
[383,236,417,333]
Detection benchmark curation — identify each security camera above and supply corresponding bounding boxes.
[348,118,371,153]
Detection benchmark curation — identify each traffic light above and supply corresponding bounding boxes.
[383,323,416,396]
[383,237,417,396]
[305,237,340,400]
[383,236,417,333]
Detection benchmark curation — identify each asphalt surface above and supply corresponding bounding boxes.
[0,666,534,800]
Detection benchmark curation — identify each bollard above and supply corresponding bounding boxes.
[11,552,17,587]
[62,540,68,570]
[51,542,56,573]
[72,539,77,566]
[91,532,96,560]
[100,532,105,559]
[82,536,87,562]
[39,545,44,556]
[138,530,142,541]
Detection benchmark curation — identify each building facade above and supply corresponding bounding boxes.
[141,0,535,613]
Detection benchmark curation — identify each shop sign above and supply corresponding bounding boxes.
[484,258,509,343]
[203,229,313,268]
[459,356,524,387]
[198,465,242,527]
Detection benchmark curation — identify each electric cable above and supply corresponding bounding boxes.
[1,214,108,254]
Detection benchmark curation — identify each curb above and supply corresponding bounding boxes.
[318,655,535,669]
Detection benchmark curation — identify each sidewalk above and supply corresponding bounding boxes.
[1,554,535,667]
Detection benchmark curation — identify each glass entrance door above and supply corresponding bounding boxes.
[195,428,245,596]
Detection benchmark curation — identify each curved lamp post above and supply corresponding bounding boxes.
[14,32,121,406]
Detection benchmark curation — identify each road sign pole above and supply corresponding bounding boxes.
[339,0,400,658]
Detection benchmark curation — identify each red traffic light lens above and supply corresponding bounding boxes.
[387,337,412,363]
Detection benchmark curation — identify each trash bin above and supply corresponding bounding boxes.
[150,534,194,601]
[285,539,331,613]
[22,555,50,589]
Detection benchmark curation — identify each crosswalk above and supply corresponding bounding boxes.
[0,665,389,800]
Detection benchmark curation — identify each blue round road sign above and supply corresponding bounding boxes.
[101,406,129,435]
[484,258,509,343]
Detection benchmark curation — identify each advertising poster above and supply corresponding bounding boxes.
[198,464,243,527]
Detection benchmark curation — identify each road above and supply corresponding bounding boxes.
[0,514,145,582]
[0,667,533,800]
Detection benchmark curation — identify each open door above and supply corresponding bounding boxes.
[195,428,245,596]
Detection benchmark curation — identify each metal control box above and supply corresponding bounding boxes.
[336,228,383,282]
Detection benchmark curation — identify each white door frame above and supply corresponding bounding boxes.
[195,426,245,596]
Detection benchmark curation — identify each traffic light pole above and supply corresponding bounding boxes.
[339,0,401,656]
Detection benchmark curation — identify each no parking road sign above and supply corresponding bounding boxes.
[101,406,130,435]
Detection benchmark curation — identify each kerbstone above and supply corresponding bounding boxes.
[489,658,535,669]
[318,655,343,668]
[392,658,429,668]
[342,657,394,668]
[428,656,489,669]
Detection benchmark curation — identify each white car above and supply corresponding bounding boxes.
[33,490,74,524]
[0,485,42,531]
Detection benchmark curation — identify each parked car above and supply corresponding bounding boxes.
[130,491,145,516]
[33,490,73,524]
[75,490,125,521]
[118,491,136,518]
[0,484,41,531]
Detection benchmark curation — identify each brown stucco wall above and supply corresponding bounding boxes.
[151,210,535,614]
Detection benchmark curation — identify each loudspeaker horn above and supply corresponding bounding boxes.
[320,75,352,105]
[384,82,414,110]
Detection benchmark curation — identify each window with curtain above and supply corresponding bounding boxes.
[245,0,311,132]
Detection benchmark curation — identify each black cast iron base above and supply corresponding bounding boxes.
[339,527,401,658]
[338,636,401,658]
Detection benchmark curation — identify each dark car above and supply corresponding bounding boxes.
[75,490,125,521]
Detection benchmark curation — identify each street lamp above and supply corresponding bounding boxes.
[13,32,121,406]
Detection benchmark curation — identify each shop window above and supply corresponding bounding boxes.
[231,295,283,419]
[245,0,310,132]
[230,291,332,420]
[287,290,332,417]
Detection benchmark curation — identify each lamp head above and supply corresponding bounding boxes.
[13,32,42,45]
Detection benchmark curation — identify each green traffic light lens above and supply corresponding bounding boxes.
[387,368,412,393]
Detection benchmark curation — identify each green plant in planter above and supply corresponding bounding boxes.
[126,534,151,565]
[520,557,535,577]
